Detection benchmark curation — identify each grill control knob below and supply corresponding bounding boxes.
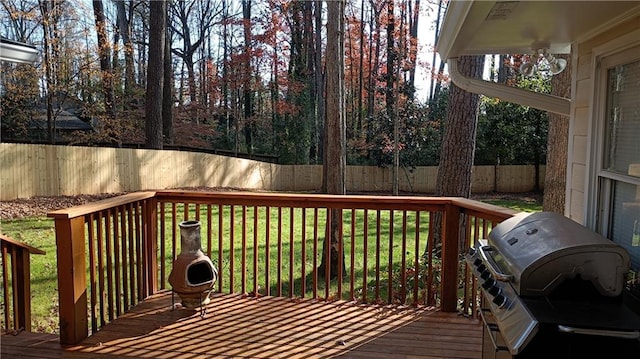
[488,285,501,297]
[468,248,476,256]
[492,294,507,308]
[480,270,491,280]
[473,258,482,267]
[481,278,495,289]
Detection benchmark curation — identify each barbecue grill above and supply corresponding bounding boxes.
[467,211,640,358]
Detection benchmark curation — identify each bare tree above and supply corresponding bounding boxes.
[114,0,136,99]
[145,0,166,149]
[92,0,115,116]
[319,0,346,279]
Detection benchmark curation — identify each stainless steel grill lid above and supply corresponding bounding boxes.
[486,212,630,297]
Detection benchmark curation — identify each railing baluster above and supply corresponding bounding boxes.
[159,203,166,289]
[289,207,294,298]
[229,205,235,293]
[127,204,136,308]
[312,208,319,299]
[87,214,97,333]
[301,208,306,298]
[105,211,114,322]
[217,204,223,293]
[112,209,121,316]
[350,209,355,301]
[253,206,259,296]
[363,209,368,303]
[9,249,18,330]
[265,207,271,296]
[1,244,10,331]
[401,211,407,304]
[413,212,420,306]
[241,205,247,294]
[325,209,331,299]
[388,210,394,304]
[136,203,146,300]
[427,212,435,307]
[375,210,381,302]
[207,205,213,258]
[120,207,129,310]
[337,209,343,300]
[277,207,282,297]
[96,212,106,327]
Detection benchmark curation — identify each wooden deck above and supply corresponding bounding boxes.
[1,291,482,358]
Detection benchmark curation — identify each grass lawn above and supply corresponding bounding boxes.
[0,194,541,333]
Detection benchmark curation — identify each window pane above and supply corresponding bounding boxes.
[603,59,640,176]
[611,181,640,271]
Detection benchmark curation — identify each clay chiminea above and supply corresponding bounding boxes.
[169,220,218,308]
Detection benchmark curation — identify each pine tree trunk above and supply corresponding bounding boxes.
[145,0,166,149]
[319,0,346,279]
[543,54,571,213]
[429,55,485,257]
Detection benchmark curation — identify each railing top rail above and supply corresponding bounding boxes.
[155,190,457,211]
[47,191,157,220]
[0,234,46,255]
[45,189,518,221]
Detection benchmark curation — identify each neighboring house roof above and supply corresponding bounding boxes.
[31,109,93,131]
[437,1,640,60]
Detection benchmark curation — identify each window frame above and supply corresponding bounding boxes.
[586,30,640,232]
[588,40,640,273]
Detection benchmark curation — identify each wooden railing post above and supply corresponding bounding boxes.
[54,216,88,344]
[441,204,461,312]
[13,248,31,332]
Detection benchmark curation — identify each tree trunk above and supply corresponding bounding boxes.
[319,0,346,280]
[93,0,115,117]
[428,55,485,257]
[386,0,398,195]
[145,0,166,149]
[39,0,55,144]
[242,0,254,153]
[315,1,325,165]
[162,23,173,145]
[115,0,135,98]
[543,54,571,213]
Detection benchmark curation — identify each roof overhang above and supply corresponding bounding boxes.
[438,1,640,60]
[0,38,38,64]
[437,1,640,116]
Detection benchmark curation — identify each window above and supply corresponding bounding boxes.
[595,45,640,293]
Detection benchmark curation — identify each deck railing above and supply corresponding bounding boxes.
[48,190,516,344]
[0,234,45,334]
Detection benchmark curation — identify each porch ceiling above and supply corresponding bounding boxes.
[437,1,640,60]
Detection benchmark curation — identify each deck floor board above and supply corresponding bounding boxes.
[1,292,482,358]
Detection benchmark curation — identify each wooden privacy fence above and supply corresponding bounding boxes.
[48,190,516,344]
[0,234,45,334]
[1,143,545,200]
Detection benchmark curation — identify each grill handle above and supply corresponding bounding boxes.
[558,325,640,339]
[478,245,513,282]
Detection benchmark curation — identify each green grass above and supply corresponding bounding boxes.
[1,196,539,333]
[477,197,542,213]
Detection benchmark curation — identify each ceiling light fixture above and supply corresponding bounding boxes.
[519,48,567,76]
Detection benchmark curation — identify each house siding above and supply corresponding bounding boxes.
[568,13,640,224]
